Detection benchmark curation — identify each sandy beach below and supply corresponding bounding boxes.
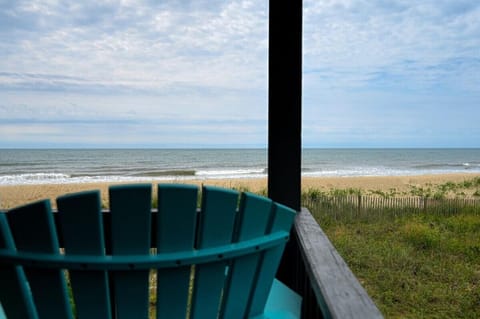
[1,172,479,210]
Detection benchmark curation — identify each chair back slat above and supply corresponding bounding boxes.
[220,193,273,319]
[109,184,152,319]
[57,191,112,319]
[248,203,296,317]
[190,186,239,319]
[0,184,300,319]
[0,213,39,319]
[7,201,73,319]
[155,184,198,319]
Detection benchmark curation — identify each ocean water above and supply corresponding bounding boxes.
[0,149,479,185]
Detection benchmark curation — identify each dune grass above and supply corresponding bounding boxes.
[149,181,480,318]
[228,179,479,318]
[97,181,480,318]
[309,204,480,318]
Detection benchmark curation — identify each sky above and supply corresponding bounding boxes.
[0,0,479,148]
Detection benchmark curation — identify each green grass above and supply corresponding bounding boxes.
[309,205,480,318]
[157,183,479,318]
[102,183,480,318]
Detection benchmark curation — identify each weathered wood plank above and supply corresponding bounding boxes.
[295,208,383,319]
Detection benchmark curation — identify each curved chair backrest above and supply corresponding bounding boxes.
[0,184,300,319]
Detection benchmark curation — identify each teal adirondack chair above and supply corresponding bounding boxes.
[0,184,301,319]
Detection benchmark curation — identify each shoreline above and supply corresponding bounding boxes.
[1,172,479,210]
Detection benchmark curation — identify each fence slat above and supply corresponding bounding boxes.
[303,195,480,222]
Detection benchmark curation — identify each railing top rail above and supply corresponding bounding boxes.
[295,208,383,319]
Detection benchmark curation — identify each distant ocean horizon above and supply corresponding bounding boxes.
[1,148,480,186]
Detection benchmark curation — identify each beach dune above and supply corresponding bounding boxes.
[1,173,479,210]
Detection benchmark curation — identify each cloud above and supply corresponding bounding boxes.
[0,116,267,148]
[0,0,268,93]
[300,0,480,147]
[303,0,480,92]
[0,0,269,148]
[0,0,479,147]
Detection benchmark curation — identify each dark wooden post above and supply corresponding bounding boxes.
[268,0,303,295]
[268,0,302,211]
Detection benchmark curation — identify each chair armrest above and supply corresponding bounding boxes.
[0,231,290,271]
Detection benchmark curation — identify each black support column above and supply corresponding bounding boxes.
[268,0,302,211]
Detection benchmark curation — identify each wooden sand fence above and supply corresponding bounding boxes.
[303,195,480,222]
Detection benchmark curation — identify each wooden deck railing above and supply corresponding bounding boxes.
[277,208,383,319]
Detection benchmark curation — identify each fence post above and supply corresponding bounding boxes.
[357,195,361,216]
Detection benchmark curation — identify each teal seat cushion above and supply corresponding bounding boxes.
[259,279,302,319]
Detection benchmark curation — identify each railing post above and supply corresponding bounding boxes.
[267,0,302,211]
[268,0,303,297]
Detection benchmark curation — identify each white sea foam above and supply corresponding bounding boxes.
[0,173,71,185]
[195,168,266,179]
[0,169,267,185]
[1,149,480,186]
[0,173,161,185]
